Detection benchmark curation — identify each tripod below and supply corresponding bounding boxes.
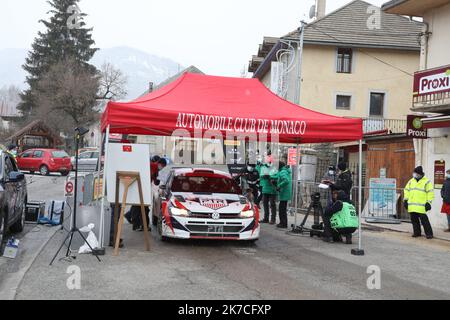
[50,128,101,266]
[291,192,324,237]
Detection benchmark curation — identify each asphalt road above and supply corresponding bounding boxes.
[8,175,450,300]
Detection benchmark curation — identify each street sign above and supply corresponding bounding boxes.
[288,148,299,166]
[407,115,428,139]
[65,181,74,197]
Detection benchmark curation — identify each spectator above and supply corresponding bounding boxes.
[276,161,292,229]
[441,169,450,232]
[404,166,434,239]
[156,158,169,186]
[260,158,278,224]
[331,162,353,197]
[150,155,161,183]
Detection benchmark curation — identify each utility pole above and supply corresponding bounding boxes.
[295,21,307,106]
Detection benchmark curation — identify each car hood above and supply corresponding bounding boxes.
[171,192,247,214]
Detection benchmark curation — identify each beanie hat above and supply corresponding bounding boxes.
[414,166,424,176]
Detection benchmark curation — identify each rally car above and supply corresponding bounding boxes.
[154,168,260,242]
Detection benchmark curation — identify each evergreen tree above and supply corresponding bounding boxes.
[19,0,98,116]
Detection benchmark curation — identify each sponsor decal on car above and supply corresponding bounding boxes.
[199,198,228,210]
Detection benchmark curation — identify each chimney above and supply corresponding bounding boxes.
[149,82,154,93]
[316,0,326,19]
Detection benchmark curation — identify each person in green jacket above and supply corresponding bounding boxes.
[260,159,278,224]
[276,162,292,229]
[323,190,358,244]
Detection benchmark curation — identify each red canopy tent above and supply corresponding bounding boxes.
[101,73,362,143]
[99,73,365,254]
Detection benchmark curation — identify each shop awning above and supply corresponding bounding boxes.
[422,115,450,129]
[101,73,363,144]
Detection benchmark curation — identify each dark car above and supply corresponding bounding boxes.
[16,148,72,176]
[0,151,28,253]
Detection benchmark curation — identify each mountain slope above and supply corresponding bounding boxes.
[0,47,184,100]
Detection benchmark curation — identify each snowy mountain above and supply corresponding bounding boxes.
[92,47,184,100]
[0,46,184,100]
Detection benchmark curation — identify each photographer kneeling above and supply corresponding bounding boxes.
[322,190,358,244]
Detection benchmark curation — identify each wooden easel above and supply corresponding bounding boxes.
[113,171,151,256]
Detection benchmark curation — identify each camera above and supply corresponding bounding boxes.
[311,192,321,204]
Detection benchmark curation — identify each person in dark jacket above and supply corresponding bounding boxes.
[330,162,353,197]
[245,164,260,205]
[441,169,450,232]
[322,190,358,244]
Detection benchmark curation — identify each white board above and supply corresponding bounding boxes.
[106,143,152,205]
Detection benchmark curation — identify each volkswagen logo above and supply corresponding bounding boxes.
[212,212,221,220]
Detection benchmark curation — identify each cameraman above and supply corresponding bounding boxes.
[322,190,358,244]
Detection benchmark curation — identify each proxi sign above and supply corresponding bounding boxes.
[414,65,450,97]
[407,115,427,139]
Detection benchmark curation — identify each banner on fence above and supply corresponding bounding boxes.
[368,178,397,218]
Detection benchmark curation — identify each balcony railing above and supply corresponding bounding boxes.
[363,118,407,134]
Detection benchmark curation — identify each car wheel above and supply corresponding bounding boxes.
[61,171,69,177]
[30,171,35,175]
[0,211,8,255]
[40,165,49,176]
[10,202,26,233]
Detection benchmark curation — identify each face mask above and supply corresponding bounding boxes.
[413,173,422,179]
[447,174,450,179]
[329,170,335,176]
[158,165,163,170]
[247,166,254,172]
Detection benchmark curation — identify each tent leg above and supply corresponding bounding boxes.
[293,144,300,228]
[352,139,365,256]
[99,126,110,250]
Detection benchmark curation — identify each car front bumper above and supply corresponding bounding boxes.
[161,216,260,240]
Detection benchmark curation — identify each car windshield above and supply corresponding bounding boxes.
[52,151,69,158]
[171,175,242,194]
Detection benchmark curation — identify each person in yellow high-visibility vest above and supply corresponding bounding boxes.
[404,166,434,239]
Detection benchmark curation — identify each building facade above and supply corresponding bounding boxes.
[383,0,450,228]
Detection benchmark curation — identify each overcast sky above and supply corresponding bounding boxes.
[2,0,387,76]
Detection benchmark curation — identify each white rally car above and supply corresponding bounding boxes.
[154,168,260,242]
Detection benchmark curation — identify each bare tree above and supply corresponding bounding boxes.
[97,62,128,101]
[33,57,100,137]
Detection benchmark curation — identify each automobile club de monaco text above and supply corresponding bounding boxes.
[175,112,308,135]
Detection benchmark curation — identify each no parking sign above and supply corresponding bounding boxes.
[65,181,74,197]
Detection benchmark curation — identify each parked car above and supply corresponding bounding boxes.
[0,151,28,253]
[71,150,100,172]
[153,168,260,242]
[16,149,72,176]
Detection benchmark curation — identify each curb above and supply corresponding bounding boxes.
[362,222,450,243]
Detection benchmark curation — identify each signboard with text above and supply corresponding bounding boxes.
[407,115,428,139]
[434,160,446,190]
[368,178,397,219]
[414,65,450,97]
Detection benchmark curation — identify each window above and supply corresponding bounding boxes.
[337,48,353,73]
[369,92,385,117]
[33,151,44,158]
[4,157,15,175]
[21,151,33,158]
[79,152,92,159]
[51,151,69,158]
[171,175,242,194]
[336,95,352,110]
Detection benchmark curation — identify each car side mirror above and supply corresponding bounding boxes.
[8,171,25,183]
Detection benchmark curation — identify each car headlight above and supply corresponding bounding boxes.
[169,199,190,217]
[170,207,190,217]
[240,204,254,218]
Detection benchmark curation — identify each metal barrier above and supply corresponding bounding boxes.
[350,186,409,224]
[292,181,331,212]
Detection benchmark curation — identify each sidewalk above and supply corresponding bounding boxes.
[361,220,450,242]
